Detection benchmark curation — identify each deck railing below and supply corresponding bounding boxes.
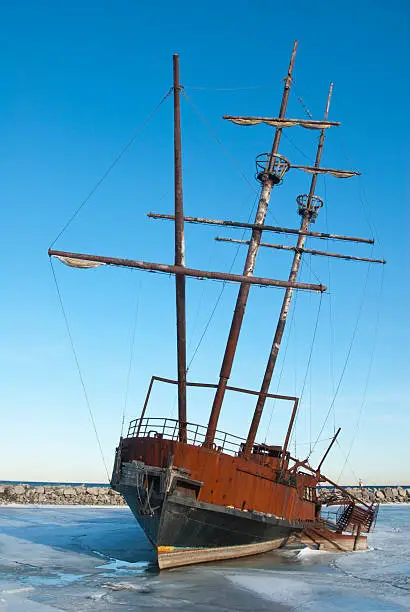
[127,416,246,456]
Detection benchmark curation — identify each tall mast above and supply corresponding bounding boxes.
[243,83,334,456]
[173,54,187,443]
[204,41,298,446]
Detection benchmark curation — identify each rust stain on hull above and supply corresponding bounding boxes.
[121,436,317,522]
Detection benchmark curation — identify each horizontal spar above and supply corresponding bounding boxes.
[151,376,298,402]
[49,249,327,292]
[215,237,386,264]
[147,213,374,244]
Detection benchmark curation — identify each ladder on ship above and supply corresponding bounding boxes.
[336,503,379,533]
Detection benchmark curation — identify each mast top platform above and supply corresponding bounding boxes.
[256,153,290,184]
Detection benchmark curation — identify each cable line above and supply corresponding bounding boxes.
[121,279,141,437]
[289,289,323,453]
[186,193,260,372]
[184,83,274,92]
[50,259,110,482]
[309,255,374,457]
[49,88,172,249]
[336,439,360,485]
[264,292,298,443]
[336,265,384,483]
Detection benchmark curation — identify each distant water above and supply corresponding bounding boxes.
[0,505,409,610]
[0,480,109,487]
[1,480,408,490]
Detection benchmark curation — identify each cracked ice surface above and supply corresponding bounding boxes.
[0,505,409,611]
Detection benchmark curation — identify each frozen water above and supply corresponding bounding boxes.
[0,505,409,611]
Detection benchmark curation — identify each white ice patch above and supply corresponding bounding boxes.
[96,558,150,576]
[20,573,85,587]
[296,546,333,560]
[226,570,408,611]
[227,572,313,608]
[0,587,34,594]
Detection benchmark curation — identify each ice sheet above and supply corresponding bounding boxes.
[0,505,408,611]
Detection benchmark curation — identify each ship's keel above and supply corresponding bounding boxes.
[157,538,290,569]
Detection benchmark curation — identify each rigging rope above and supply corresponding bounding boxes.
[181,90,258,195]
[334,132,385,251]
[264,291,299,443]
[336,265,384,483]
[186,248,217,359]
[50,259,110,482]
[121,279,141,437]
[335,439,360,485]
[289,289,323,453]
[281,130,313,164]
[184,83,274,92]
[324,176,336,430]
[186,192,260,372]
[292,84,314,120]
[49,88,173,249]
[309,253,374,458]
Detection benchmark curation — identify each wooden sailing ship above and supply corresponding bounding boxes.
[50,42,385,569]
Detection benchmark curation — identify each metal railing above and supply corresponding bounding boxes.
[129,375,299,460]
[320,503,379,534]
[127,417,246,456]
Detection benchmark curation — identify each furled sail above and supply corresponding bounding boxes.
[291,165,360,178]
[55,256,105,269]
[223,116,340,130]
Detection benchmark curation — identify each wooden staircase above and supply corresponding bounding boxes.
[336,502,378,534]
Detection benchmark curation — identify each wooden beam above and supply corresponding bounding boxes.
[215,237,386,264]
[49,249,327,292]
[148,213,374,245]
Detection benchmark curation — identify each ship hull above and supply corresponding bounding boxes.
[111,435,374,568]
[119,483,300,569]
[114,444,305,569]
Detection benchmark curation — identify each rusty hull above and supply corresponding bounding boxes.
[120,436,317,522]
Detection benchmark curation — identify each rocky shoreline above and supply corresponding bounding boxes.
[319,486,410,505]
[0,483,409,506]
[0,484,126,506]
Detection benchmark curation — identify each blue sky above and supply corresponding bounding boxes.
[1,1,408,485]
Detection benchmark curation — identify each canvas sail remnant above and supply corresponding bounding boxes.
[223,116,340,130]
[55,256,105,269]
[291,165,360,178]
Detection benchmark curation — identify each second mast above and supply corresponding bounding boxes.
[204,40,298,446]
[173,54,187,443]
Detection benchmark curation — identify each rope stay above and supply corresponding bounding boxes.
[121,279,141,437]
[336,439,360,485]
[49,88,173,249]
[186,192,260,373]
[289,287,323,453]
[336,265,384,483]
[282,130,313,164]
[181,90,258,194]
[292,82,314,120]
[184,83,274,92]
[309,253,374,458]
[50,259,110,482]
[264,291,299,443]
[323,176,336,430]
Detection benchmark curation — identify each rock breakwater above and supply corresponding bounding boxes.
[0,484,126,505]
[318,486,410,505]
[0,483,409,505]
